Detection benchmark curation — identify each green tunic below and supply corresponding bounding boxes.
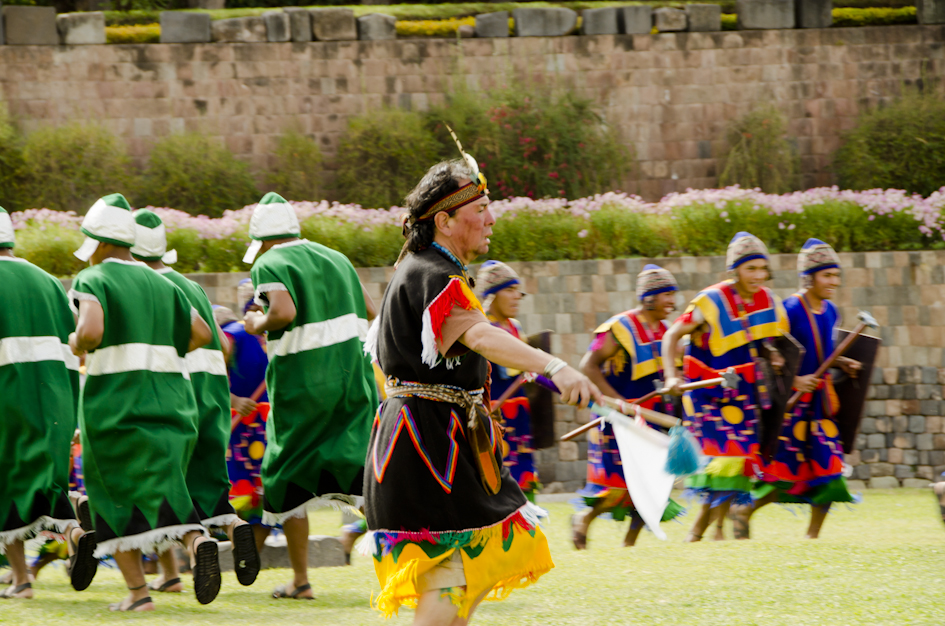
[70,258,203,557]
[0,256,79,545]
[251,239,377,523]
[157,267,237,527]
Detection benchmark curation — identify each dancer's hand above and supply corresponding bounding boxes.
[663,377,685,396]
[243,311,265,335]
[837,357,861,379]
[793,374,818,394]
[552,366,601,409]
[68,332,86,358]
[231,395,257,417]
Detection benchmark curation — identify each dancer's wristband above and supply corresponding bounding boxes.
[543,357,568,378]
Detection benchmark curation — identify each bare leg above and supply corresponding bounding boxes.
[3,540,34,599]
[732,492,778,540]
[685,503,712,542]
[253,524,271,554]
[574,489,627,550]
[413,587,490,626]
[150,549,184,592]
[111,549,155,612]
[806,503,831,539]
[623,512,645,547]
[712,501,730,541]
[279,515,314,598]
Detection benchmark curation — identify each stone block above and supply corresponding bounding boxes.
[56,11,105,45]
[903,478,933,488]
[931,450,945,466]
[892,433,914,449]
[917,433,935,450]
[283,8,312,42]
[866,433,886,449]
[903,449,920,465]
[795,0,831,28]
[512,7,578,37]
[219,535,344,572]
[312,8,357,41]
[846,479,867,491]
[917,466,935,480]
[929,416,943,433]
[853,464,870,480]
[160,12,211,43]
[554,461,579,482]
[860,449,880,464]
[895,464,916,479]
[458,24,474,38]
[910,415,927,433]
[357,13,396,41]
[892,415,909,433]
[870,462,895,477]
[212,17,267,43]
[618,5,652,33]
[887,447,903,464]
[855,434,867,450]
[559,441,578,461]
[871,367,886,385]
[580,7,618,35]
[654,7,687,31]
[935,434,945,449]
[475,12,509,38]
[188,0,224,8]
[264,11,290,42]
[860,417,877,434]
[2,6,57,45]
[923,366,939,384]
[921,400,941,415]
[875,417,892,433]
[686,4,722,31]
[869,476,900,489]
[900,366,922,384]
[735,0,796,29]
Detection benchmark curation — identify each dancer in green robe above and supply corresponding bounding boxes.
[242,192,377,599]
[131,209,260,591]
[0,207,97,599]
[70,194,221,611]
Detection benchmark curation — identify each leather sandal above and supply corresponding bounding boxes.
[272,582,313,600]
[67,528,98,592]
[109,596,153,612]
[192,538,221,605]
[147,577,182,593]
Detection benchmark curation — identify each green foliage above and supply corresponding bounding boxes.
[136,133,259,218]
[106,23,161,44]
[300,217,404,269]
[334,108,441,209]
[21,123,135,215]
[103,10,163,26]
[432,88,630,200]
[834,88,945,198]
[721,12,737,29]
[718,104,799,194]
[264,129,324,202]
[0,104,26,212]
[831,6,916,26]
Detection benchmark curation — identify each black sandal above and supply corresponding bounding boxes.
[108,596,153,612]
[0,582,32,598]
[272,582,313,600]
[147,577,182,593]
[192,538,221,605]
[77,498,94,532]
[231,523,260,587]
[68,528,98,591]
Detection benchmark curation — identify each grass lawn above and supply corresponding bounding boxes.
[4,488,944,625]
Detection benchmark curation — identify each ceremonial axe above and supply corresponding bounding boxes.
[785,309,879,411]
[559,368,741,441]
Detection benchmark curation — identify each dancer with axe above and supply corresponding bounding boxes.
[733,239,867,539]
[663,232,790,542]
[569,265,687,549]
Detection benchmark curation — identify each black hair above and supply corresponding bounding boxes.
[402,159,472,254]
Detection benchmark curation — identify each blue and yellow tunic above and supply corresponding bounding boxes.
[680,281,788,499]
[754,294,854,504]
[578,310,683,521]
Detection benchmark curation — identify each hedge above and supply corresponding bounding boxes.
[8,186,945,276]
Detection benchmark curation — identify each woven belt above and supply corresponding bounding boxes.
[385,379,485,428]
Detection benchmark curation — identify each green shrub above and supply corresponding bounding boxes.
[264,129,323,201]
[0,104,26,212]
[430,87,630,200]
[300,216,404,269]
[13,223,86,277]
[718,104,799,194]
[21,123,135,214]
[721,13,737,29]
[137,133,259,217]
[334,108,441,208]
[831,6,916,26]
[106,23,161,43]
[834,89,945,197]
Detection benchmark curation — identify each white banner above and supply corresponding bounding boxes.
[606,409,675,540]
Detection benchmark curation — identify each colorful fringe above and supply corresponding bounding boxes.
[360,504,553,618]
[574,484,686,523]
[684,457,754,507]
[751,476,858,506]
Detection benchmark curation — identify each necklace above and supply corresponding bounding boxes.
[431,242,475,287]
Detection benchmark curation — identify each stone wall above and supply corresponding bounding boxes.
[1,24,943,199]
[185,248,945,491]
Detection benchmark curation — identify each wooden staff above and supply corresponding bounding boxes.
[785,310,878,411]
[231,380,267,431]
[558,370,739,442]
